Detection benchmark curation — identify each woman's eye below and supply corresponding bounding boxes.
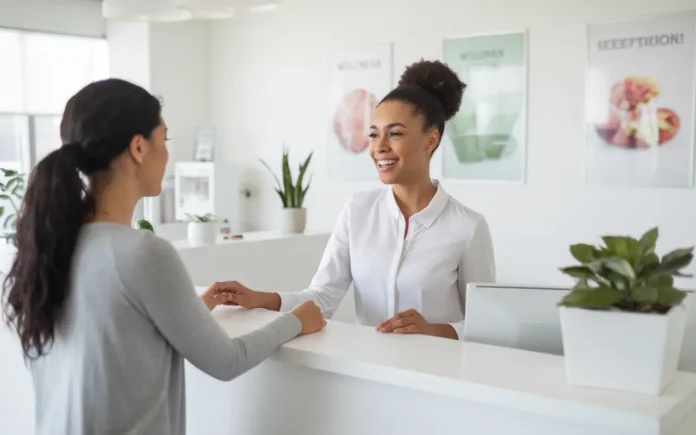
[368,133,378,139]
[390,132,403,137]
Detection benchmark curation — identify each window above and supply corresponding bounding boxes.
[0,28,109,171]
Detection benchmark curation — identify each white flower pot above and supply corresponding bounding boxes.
[560,303,689,395]
[187,221,217,247]
[279,208,306,234]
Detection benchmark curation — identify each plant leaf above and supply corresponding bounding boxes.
[598,257,636,281]
[648,274,674,288]
[630,285,658,303]
[570,244,597,263]
[294,152,312,208]
[300,175,312,207]
[259,158,283,191]
[638,227,658,254]
[0,194,10,201]
[4,213,16,229]
[5,177,17,191]
[657,287,687,306]
[136,219,154,232]
[602,236,641,265]
[572,278,591,290]
[1,169,17,177]
[0,206,3,218]
[560,266,593,280]
[638,252,660,277]
[558,287,623,309]
[660,247,694,275]
[282,149,294,207]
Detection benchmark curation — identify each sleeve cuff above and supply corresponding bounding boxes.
[278,291,311,312]
[271,312,303,340]
[449,322,467,341]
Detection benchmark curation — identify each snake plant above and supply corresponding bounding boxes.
[260,146,312,209]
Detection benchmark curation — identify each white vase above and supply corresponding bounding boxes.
[187,221,217,247]
[279,208,306,234]
[560,302,689,395]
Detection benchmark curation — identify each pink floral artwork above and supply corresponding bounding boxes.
[333,88,378,153]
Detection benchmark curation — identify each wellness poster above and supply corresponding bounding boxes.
[442,32,527,182]
[585,14,696,188]
[326,43,393,181]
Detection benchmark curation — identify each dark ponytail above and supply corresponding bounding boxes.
[2,78,161,358]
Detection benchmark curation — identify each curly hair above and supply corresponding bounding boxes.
[380,59,466,152]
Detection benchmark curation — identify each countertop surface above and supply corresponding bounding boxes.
[172,230,330,249]
[209,303,696,433]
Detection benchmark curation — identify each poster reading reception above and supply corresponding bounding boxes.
[442,32,527,182]
[585,14,696,187]
[327,43,393,181]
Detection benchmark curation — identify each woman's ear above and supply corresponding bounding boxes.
[427,129,440,155]
[128,135,147,165]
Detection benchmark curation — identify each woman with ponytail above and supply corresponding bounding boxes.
[2,78,324,435]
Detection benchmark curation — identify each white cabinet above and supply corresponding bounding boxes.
[173,162,243,233]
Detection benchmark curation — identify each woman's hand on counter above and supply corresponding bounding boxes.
[376,309,458,340]
[290,300,326,335]
[200,281,238,311]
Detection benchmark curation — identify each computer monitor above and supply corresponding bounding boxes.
[463,283,696,373]
[463,283,569,355]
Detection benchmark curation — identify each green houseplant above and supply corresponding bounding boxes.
[558,227,693,395]
[260,146,312,234]
[186,213,215,223]
[185,213,217,246]
[0,168,27,245]
[558,227,692,312]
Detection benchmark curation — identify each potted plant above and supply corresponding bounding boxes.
[260,146,312,234]
[186,213,217,246]
[0,168,27,246]
[558,227,693,395]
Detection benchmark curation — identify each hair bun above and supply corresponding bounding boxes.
[398,59,466,121]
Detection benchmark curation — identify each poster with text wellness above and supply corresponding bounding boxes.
[326,43,393,182]
[442,32,527,182]
[585,14,696,188]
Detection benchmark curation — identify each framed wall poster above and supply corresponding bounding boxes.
[194,126,216,162]
[442,31,528,183]
[585,13,696,188]
[326,43,393,181]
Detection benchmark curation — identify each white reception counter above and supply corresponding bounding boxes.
[185,305,696,435]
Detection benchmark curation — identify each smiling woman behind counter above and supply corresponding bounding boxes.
[225,59,496,340]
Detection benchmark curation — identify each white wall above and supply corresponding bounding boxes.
[150,20,212,166]
[108,19,212,167]
[209,0,696,286]
[0,0,105,37]
[107,20,151,88]
[107,19,213,231]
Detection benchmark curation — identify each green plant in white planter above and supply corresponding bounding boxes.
[186,213,217,246]
[558,227,693,395]
[259,146,312,234]
[0,168,26,246]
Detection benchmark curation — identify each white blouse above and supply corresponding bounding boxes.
[279,180,496,340]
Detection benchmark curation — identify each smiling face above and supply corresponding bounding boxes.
[368,100,440,185]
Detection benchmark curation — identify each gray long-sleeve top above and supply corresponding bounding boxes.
[28,222,301,435]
